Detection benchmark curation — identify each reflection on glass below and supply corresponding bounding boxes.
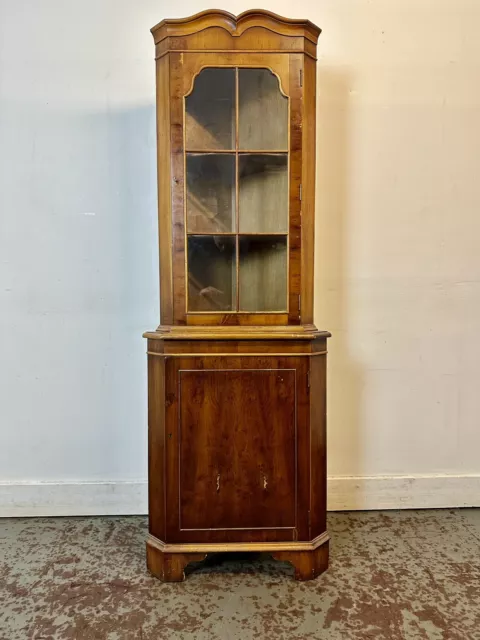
[186,154,235,233]
[185,68,235,150]
[238,69,288,150]
[188,236,236,312]
[239,236,287,312]
[238,154,288,233]
[185,67,291,315]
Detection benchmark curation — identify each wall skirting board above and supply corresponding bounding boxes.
[0,475,479,517]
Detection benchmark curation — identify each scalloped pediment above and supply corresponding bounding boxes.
[151,9,321,45]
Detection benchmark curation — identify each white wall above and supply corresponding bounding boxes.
[1,0,479,514]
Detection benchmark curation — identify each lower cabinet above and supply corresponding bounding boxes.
[146,341,328,581]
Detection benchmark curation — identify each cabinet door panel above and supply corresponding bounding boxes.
[168,52,303,325]
[178,368,296,531]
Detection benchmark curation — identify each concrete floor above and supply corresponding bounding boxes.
[0,510,479,640]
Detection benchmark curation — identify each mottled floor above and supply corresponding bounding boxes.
[1,510,479,640]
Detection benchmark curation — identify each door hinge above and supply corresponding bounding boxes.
[307,370,310,389]
[298,293,301,317]
[299,184,302,201]
[299,69,303,87]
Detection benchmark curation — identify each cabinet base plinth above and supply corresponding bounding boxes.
[147,545,207,583]
[146,534,329,583]
[272,542,329,581]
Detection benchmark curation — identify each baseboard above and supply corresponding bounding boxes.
[0,475,479,517]
[0,481,148,517]
[327,474,480,511]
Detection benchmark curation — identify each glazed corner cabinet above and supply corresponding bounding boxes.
[144,9,330,582]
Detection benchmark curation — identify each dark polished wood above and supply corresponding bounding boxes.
[310,339,328,538]
[145,9,329,582]
[152,352,312,544]
[178,367,296,530]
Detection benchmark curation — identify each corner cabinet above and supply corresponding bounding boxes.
[144,9,331,582]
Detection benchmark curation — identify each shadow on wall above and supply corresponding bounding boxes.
[1,99,158,479]
[315,67,365,507]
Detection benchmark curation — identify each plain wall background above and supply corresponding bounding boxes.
[1,0,479,511]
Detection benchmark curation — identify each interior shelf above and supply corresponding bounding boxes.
[185,150,289,154]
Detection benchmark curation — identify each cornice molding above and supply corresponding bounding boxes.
[151,9,321,45]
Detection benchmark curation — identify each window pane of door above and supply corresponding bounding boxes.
[186,68,235,150]
[239,236,287,311]
[187,236,236,312]
[238,69,288,151]
[186,154,235,233]
[238,154,288,233]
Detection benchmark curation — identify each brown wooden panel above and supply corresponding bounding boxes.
[164,355,179,539]
[156,55,173,325]
[156,29,308,58]
[163,355,310,543]
[288,54,303,324]
[294,356,311,540]
[301,54,317,324]
[178,368,296,530]
[170,53,187,325]
[148,352,166,540]
[163,339,312,355]
[186,313,289,326]
[309,349,327,537]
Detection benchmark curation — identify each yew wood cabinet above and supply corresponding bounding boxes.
[144,9,330,582]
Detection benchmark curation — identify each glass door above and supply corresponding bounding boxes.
[184,67,289,315]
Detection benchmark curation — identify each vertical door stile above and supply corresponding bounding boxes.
[235,67,240,312]
[287,54,303,324]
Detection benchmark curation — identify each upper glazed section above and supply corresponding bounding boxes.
[151,9,321,59]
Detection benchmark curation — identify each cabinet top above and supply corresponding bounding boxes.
[151,9,321,46]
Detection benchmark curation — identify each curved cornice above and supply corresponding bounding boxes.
[151,9,321,45]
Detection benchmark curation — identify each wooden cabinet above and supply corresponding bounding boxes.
[145,9,330,582]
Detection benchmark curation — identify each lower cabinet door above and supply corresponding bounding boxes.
[164,356,308,542]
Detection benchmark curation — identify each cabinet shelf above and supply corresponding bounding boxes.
[186,310,288,315]
[186,149,288,154]
[185,232,288,237]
